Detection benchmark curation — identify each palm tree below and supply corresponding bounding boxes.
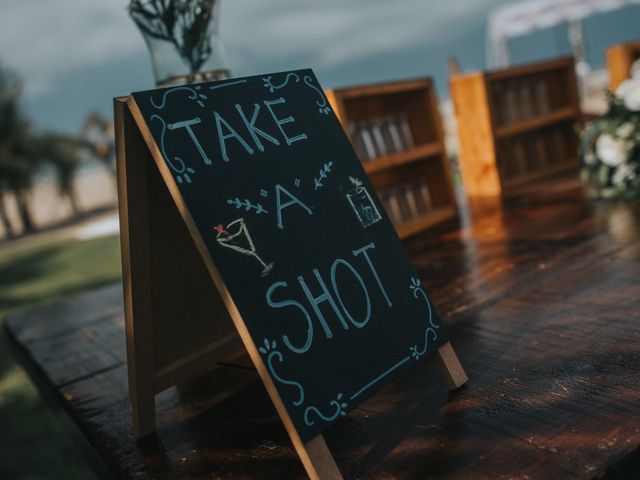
[82,111,116,180]
[33,133,90,215]
[0,63,38,234]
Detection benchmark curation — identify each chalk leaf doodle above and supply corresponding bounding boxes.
[346,177,382,228]
[150,114,196,184]
[226,197,268,215]
[262,72,332,115]
[409,277,439,360]
[314,161,334,190]
[215,219,274,276]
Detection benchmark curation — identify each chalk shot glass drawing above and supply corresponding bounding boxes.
[346,176,382,228]
[215,219,274,276]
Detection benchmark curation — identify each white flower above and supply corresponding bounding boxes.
[616,76,640,112]
[584,151,597,165]
[596,134,628,167]
[612,163,636,186]
[616,122,635,139]
[631,58,640,79]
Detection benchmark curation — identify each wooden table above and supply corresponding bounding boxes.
[5,178,640,479]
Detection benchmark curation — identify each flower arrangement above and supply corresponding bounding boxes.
[580,59,640,199]
[129,0,217,74]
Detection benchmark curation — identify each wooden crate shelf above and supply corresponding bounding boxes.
[450,57,581,198]
[326,78,457,239]
[606,40,640,91]
[363,142,442,175]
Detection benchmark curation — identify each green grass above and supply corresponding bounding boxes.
[0,234,122,480]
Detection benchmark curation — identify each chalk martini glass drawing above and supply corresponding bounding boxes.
[215,219,273,276]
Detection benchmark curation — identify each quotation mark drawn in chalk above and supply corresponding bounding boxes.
[215,219,274,276]
[346,177,382,228]
[314,162,333,190]
[294,178,301,188]
[226,197,268,215]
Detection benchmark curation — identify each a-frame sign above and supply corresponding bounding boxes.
[114,69,467,479]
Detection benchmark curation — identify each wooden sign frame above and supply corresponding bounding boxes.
[114,89,468,478]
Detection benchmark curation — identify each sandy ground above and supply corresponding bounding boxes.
[0,165,119,243]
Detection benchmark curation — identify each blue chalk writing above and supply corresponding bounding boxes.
[275,184,313,230]
[226,197,268,215]
[235,103,280,152]
[209,79,248,90]
[262,72,300,93]
[150,114,195,184]
[167,117,212,165]
[303,75,331,115]
[349,357,411,401]
[150,85,207,110]
[304,393,347,426]
[352,243,392,307]
[331,259,371,329]
[214,110,255,161]
[266,282,313,354]
[314,161,333,190]
[409,277,439,360]
[264,97,308,146]
[259,339,305,406]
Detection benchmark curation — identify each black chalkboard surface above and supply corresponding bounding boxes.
[129,69,449,443]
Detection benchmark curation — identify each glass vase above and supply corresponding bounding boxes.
[129,0,230,87]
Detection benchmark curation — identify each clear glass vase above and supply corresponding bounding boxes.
[129,0,230,87]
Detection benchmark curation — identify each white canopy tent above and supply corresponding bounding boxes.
[487,0,640,71]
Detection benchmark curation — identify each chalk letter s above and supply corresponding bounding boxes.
[266,281,313,354]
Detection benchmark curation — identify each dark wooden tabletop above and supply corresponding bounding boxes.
[5,177,640,479]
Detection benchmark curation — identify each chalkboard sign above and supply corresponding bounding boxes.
[126,69,463,453]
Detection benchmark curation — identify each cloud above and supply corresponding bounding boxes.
[0,0,501,98]
[222,0,503,72]
[0,0,144,96]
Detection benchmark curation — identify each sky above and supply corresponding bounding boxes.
[1,0,640,134]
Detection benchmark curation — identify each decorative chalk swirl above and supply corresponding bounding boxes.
[304,393,347,426]
[262,72,300,93]
[150,114,195,184]
[259,339,304,406]
[303,75,331,114]
[409,277,439,360]
[150,85,208,110]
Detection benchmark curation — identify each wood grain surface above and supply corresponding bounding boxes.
[5,177,640,479]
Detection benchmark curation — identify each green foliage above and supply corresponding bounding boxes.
[0,233,122,479]
[0,61,91,230]
[579,88,640,200]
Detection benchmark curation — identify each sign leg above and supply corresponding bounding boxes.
[300,435,343,480]
[437,342,468,390]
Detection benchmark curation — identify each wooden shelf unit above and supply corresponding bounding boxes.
[326,78,457,239]
[451,57,580,198]
[607,40,640,91]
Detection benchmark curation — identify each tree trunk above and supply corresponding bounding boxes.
[15,191,34,233]
[67,190,80,215]
[0,195,14,238]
